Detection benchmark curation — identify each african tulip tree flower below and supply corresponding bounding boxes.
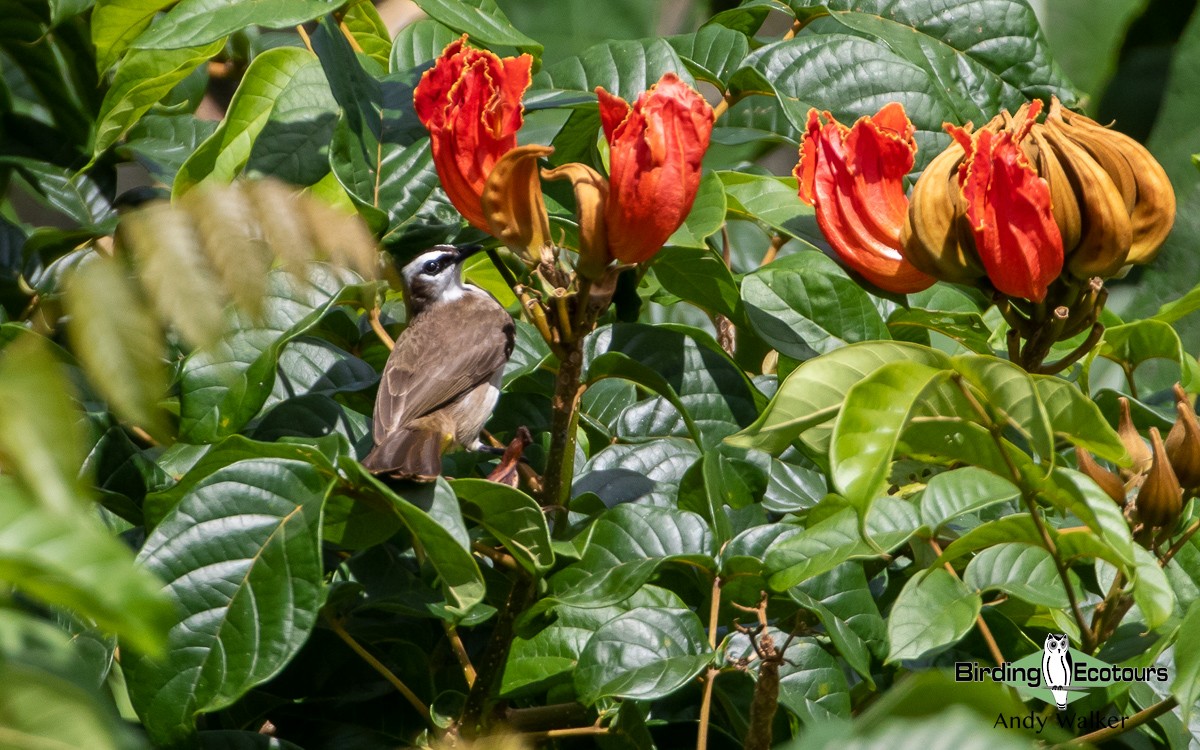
[795,104,935,294]
[413,36,532,231]
[944,111,1063,303]
[597,73,714,264]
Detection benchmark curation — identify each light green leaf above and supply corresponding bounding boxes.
[918,467,1020,532]
[964,543,1072,608]
[409,0,541,56]
[886,568,981,662]
[665,171,727,249]
[93,41,225,158]
[91,0,175,73]
[132,0,338,50]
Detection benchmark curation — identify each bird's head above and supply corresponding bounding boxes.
[400,244,485,315]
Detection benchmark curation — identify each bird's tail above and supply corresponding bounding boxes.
[361,428,445,481]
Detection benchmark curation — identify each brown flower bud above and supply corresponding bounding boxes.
[481,145,554,262]
[541,162,611,281]
[1117,397,1152,477]
[1076,447,1127,505]
[1166,399,1200,490]
[1134,427,1183,529]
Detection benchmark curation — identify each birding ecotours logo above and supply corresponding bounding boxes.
[954,633,1168,730]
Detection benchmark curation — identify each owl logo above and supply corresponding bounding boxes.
[1042,633,1073,710]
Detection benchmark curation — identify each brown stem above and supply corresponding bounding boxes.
[504,702,592,732]
[368,305,394,351]
[1160,518,1200,567]
[540,339,585,513]
[1037,322,1104,375]
[1057,696,1178,747]
[458,575,537,737]
[516,725,610,741]
[697,577,723,750]
[325,613,431,725]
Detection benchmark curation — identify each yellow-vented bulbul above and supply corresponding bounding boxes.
[362,244,514,480]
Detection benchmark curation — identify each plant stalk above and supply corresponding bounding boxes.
[540,339,585,516]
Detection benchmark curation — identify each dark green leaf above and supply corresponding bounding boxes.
[132,0,338,50]
[453,478,554,575]
[917,467,1019,533]
[540,38,693,100]
[390,18,459,73]
[665,171,727,249]
[125,457,331,746]
[575,607,713,704]
[409,0,541,56]
[667,25,750,88]
[652,246,741,321]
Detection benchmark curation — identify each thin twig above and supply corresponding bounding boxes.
[1037,322,1104,375]
[296,26,315,54]
[442,621,477,689]
[472,540,521,572]
[697,576,722,750]
[325,613,431,724]
[368,306,394,351]
[761,233,785,267]
[516,725,610,741]
[1056,696,1178,747]
[1160,518,1200,567]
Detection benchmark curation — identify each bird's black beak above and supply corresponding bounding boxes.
[453,244,486,263]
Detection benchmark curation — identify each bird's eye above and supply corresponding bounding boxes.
[422,260,440,275]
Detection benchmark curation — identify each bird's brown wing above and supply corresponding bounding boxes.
[372,295,514,444]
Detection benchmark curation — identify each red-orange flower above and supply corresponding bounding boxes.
[414,36,532,231]
[795,104,934,294]
[946,101,1063,302]
[597,74,714,264]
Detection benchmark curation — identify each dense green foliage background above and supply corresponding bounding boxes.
[2,0,1200,748]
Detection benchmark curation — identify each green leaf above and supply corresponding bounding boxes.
[728,2,1074,169]
[742,252,891,360]
[1034,376,1130,464]
[952,355,1055,465]
[665,171,727,249]
[0,333,89,516]
[341,0,391,69]
[574,607,714,705]
[409,0,541,56]
[93,41,224,159]
[653,246,741,321]
[1173,599,1200,721]
[727,340,951,455]
[452,479,554,575]
[64,256,171,441]
[502,580,684,697]
[174,47,326,195]
[767,498,919,589]
[587,351,704,446]
[1040,0,1149,102]
[886,568,981,662]
[177,266,365,443]
[577,504,713,574]
[131,0,338,50]
[573,438,702,508]
[963,543,1071,608]
[541,38,693,100]
[790,563,884,686]
[1130,544,1174,630]
[0,157,115,229]
[0,474,173,656]
[918,467,1019,533]
[585,324,762,449]
[719,171,817,242]
[340,466,485,616]
[830,360,951,512]
[1098,319,1200,391]
[91,0,175,73]
[390,18,459,72]
[125,457,332,746]
[678,445,769,546]
[119,113,218,185]
[0,611,146,750]
[666,24,750,89]
[754,636,851,723]
[887,308,993,355]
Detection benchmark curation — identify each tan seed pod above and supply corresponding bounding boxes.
[1117,396,1153,477]
[1166,399,1200,490]
[1076,447,1127,505]
[1135,427,1183,529]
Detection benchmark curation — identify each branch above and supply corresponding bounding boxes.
[696,576,723,750]
[929,538,1005,666]
[1057,696,1178,747]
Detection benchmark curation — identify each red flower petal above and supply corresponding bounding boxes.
[413,36,532,231]
[793,105,934,294]
[597,74,714,264]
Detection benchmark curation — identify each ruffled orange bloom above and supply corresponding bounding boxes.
[414,36,532,231]
[796,104,934,294]
[597,74,714,263]
[947,101,1063,302]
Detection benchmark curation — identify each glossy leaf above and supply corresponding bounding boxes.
[540,38,693,101]
[93,41,225,158]
[886,568,981,662]
[91,0,175,73]
[131,0,337,50]
[665,171,727,249]
[390,18,459,73]
[175,48,329,195]
[1173,599,1200,721]
[408,0,541,56]
[667,24,750,88]
[918,467,1019,533]
[830,360,950,512]
[652,246,741,321]
[453,479,554,575]
[125,458,331,745]
[963,543,1072,608]
[727,341,951,455]
[574,607,713,705]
